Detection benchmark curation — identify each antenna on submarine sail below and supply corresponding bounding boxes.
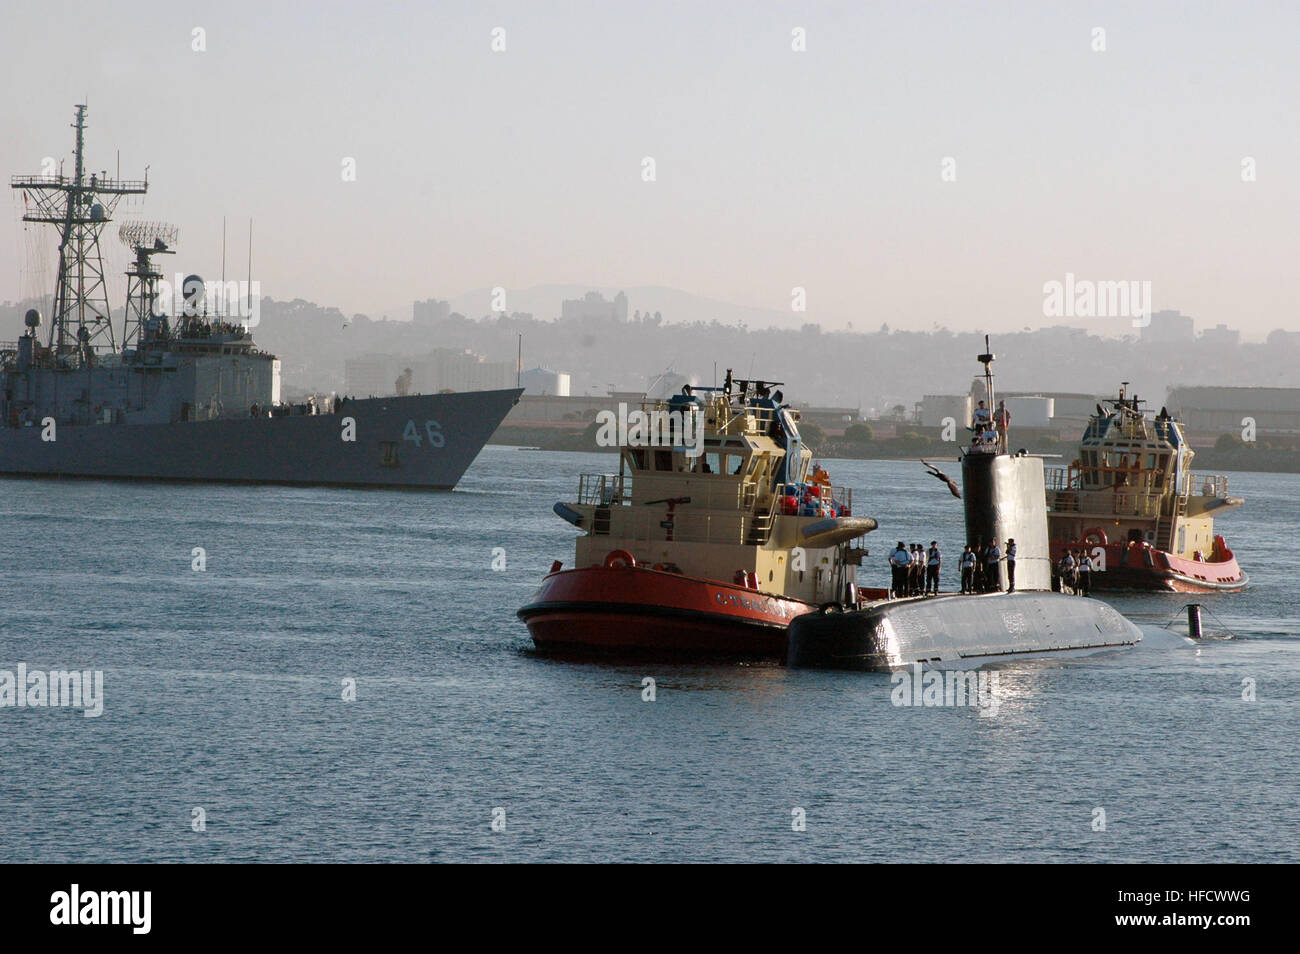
[975,334,1004,454]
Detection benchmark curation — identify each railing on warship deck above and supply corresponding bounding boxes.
[10,174,149,191]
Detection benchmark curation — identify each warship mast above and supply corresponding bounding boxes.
[119,221,178,351]
[10,104,148,361]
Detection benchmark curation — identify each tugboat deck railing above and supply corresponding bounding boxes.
[1048,466,1231,508]
[576,474,852,546]
[1183,473,1230,498]
[577,472,756,511]
[577,473,846,511]
[584,507,767,547]
[1048,488,1165,519]
[1044,466,1073,491]
[634,397,782,438]
[773,482,853,515]
[578,473,626,506]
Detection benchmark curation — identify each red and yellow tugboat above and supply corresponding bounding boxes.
[518,372,878,657]
[1045,386,1247,592]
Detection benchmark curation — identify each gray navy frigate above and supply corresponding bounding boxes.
[2,106,520,489]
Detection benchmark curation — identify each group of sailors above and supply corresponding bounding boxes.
[1055,549,1093,596]
[246,395,356,419]
[248,399,320,418]
[888,541,943,597]
[971,399,1011,450]
[888,538,1019,598]
[960,538,1017,594]
[884,534,1102,597]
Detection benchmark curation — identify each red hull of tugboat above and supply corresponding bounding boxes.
[1052,540,1247,593]
[517,564,816,658]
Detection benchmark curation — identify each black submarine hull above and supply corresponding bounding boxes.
[788,591,1142,671]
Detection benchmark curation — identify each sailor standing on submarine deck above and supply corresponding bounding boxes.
[926,541,941,595]
[1005,538,1017,592]
[960,545,976,593]
[888,541,910,598]
[1061,550,1078,593]
[984,540,1003,592]
[994,401,1011,452]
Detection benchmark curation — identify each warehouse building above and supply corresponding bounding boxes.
[1166,386,1300,436]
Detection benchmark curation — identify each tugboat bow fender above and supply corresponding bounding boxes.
[800,516,878,548]
[553,502,584,528]
[1200,496,1245,513]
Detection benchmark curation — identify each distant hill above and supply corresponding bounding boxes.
[5,294,1297,417]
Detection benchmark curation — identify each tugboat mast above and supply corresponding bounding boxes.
[10,104,148,360]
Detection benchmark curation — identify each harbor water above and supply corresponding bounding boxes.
[1,448,1296,862]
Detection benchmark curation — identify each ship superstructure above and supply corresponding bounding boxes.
[2,106,519,488]
[1044,387,1246,591]
[518,372,877,656]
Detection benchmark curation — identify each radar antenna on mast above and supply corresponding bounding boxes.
[10,105,148,361]
[118,220,179,350]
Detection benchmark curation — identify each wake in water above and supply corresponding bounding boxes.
[1134,624,1199,650]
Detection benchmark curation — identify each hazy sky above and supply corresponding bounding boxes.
[2,0,1297,338]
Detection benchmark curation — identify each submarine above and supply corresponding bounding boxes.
[788,340,1143,671]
